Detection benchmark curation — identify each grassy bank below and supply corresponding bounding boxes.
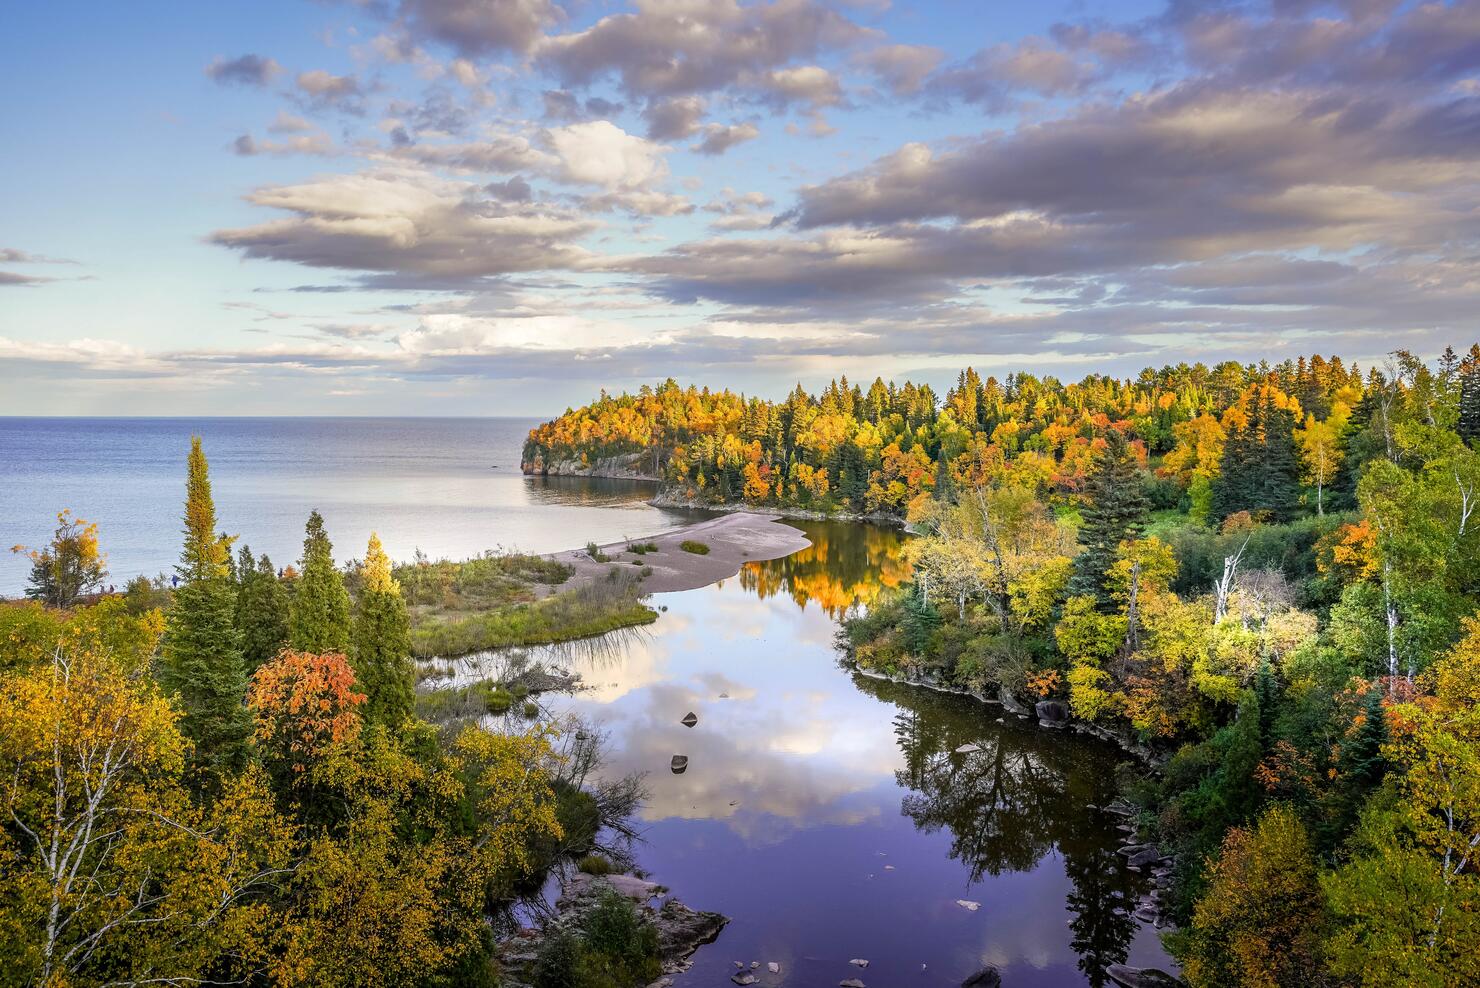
[408,575,657,658]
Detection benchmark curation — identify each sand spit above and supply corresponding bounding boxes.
[549,512,812,595]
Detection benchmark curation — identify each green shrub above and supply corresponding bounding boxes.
[530,889,662,988]
[679,540,710,555]
[625,542,658,555]
[577,854,614,875]
[586,542,611,563]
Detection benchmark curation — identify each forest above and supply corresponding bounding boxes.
[0,440,664,988]
[529,346,1480,986]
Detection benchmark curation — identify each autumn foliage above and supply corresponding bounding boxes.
[248,649,366,774]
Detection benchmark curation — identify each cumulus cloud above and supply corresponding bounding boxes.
[537,0,869,117]
[205,53,281,87]
[210,169,599,284]
[544,119,669,189]
[295,70,367,114]
[856,43,944,96]
[703,188,775,230]
[394,0,564,56]
[691,121,759,156]
[642,95,706,140]
[542,89,624,122]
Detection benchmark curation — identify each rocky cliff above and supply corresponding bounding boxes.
[521,450,660,481]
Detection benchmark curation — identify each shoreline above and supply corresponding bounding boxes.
[547,511,814,596]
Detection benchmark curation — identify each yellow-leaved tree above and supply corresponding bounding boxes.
[0,650,294,986]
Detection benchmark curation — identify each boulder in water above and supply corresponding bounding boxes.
[671,755,689,774]
[1036,699,1070,727]
[962,968,1002,988]
[731,974,757,986]
[849,958,869,967]
[681,711,698,727]
[1106,964,1184,988]
[955,899,981,911]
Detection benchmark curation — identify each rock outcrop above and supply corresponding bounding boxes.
[497,873,727,987]
[523,451,659,481]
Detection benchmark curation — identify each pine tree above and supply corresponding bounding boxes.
[1212,404,1258,520]
[1459,344,1480,446]
[352,533,415,728]
[1259,393,1301,522]
[288,510,351,653]
[1070,429,1150,606]
[235,544,289,674]
[158,437,252,777]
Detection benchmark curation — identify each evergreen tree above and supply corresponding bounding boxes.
[235,544,289,674]
[158,437,251,777]
[1070,430,1150,606]
[1211,404,1258,521]
[901,585,941,656]
[1329,386,1378,511]
[932,453,957,505]
[1325,687,1389,845]
[1459,344,1480,446]
[352,533,415,728]
[1259,393,1301,522]
[288,510,351,653]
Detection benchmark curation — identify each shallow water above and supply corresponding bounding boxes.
[450,520,1176,987]
[0,417,697,593]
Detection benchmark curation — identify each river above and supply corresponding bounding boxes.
[437,520,1176,987]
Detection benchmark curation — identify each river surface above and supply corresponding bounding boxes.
[440,521,1176,988]
[0,417,696,594]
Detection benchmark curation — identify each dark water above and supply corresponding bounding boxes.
[0,417,696,594]
[441,521,1175,987]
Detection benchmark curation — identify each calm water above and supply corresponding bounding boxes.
[0,418,697,595]
[439,521,1175,987]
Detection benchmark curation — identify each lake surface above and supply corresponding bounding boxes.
[439,521,1176,987]
[0,417,697,595]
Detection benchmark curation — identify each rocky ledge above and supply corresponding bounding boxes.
[497,873,728,988]
[523,451,660,481]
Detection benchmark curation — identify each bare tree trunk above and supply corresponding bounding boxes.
[1383,560,1400,689]
[1124,561,1141,653]
[1213,535,1249,624]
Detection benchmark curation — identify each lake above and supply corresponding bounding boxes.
[0,417,697,595]
[436,521,1176,987]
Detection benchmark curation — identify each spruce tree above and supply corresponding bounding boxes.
[1211,404,1257,521]
[158,437,252,777]
[1259,393,1301,522]
[288,510,351,653]
[352,533,415,728]
[1070,429,1150,606]
[1459,344,1480,446]
[235,544,289,674]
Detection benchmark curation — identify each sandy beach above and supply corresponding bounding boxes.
[548,511,812,595]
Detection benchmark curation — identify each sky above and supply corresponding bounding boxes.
[3,0,1479,416]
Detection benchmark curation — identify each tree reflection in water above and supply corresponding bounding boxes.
[857,674,1143,988]
[739,519,911,618]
